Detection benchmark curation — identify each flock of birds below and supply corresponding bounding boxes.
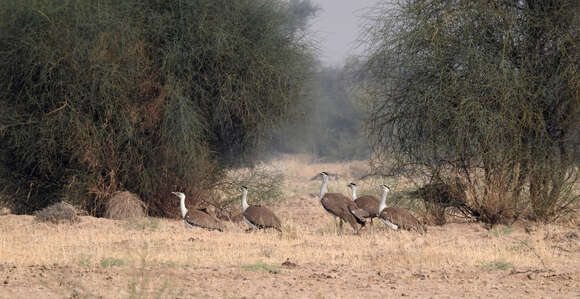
[171,171,426,234]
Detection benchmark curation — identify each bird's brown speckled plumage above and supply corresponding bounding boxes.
[354,195,380,218]
[379,207,426,233]
[321,192,368,231]
[243,205,282,231]
[184,209,223,231]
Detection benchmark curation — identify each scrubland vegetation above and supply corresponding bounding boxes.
[0,0,575,224]
[361,0,579,224]
[0,0,317,216]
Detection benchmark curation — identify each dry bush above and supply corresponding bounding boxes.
[458,171,526,225]
[211,164,284,221]
[413,182,472,225]
[34,202,80,224]
[424,202,447,225]
[105,191,147,220]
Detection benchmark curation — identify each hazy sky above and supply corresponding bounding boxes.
[310,0,379,66]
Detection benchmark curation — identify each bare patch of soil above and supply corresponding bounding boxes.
[0,258,577,298]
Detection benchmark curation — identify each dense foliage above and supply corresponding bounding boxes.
[362,0,579,222]
[0,0,315,215]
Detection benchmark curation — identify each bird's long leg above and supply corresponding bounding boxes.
[333,217,338,234]
[339,218,343,234]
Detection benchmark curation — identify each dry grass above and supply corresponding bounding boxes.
[2,214,575,271]
[0,155,578,298]
[34,201,80,224]
[105,191,147,220]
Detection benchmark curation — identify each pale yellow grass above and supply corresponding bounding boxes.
[1,155,570,271]
[0,155,578,298]
[0,213,573,272]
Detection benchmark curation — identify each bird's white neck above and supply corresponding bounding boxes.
[319,176,328,200]
[350,186,357,201]
[378,188,389,214]
[179,195,188,218]
[241,189,249,212]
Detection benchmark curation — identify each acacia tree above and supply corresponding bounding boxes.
[362,0,579,223]
[0,0,316,215]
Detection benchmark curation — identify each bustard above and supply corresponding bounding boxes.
[319,172,368,233]
[378,185,426,233]
[240,186,282,232]
[171,192,223,231]
[347,182,380,224]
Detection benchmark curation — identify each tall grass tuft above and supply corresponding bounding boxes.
[105,191,147,220]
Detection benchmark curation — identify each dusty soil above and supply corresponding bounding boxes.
[1,156,579,298]
[1,258,578,298]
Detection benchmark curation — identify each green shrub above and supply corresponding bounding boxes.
[361,0,580,223]
[0,0,315,215]
[100,257,125,268]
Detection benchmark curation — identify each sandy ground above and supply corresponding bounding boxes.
[1,156,579,298]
